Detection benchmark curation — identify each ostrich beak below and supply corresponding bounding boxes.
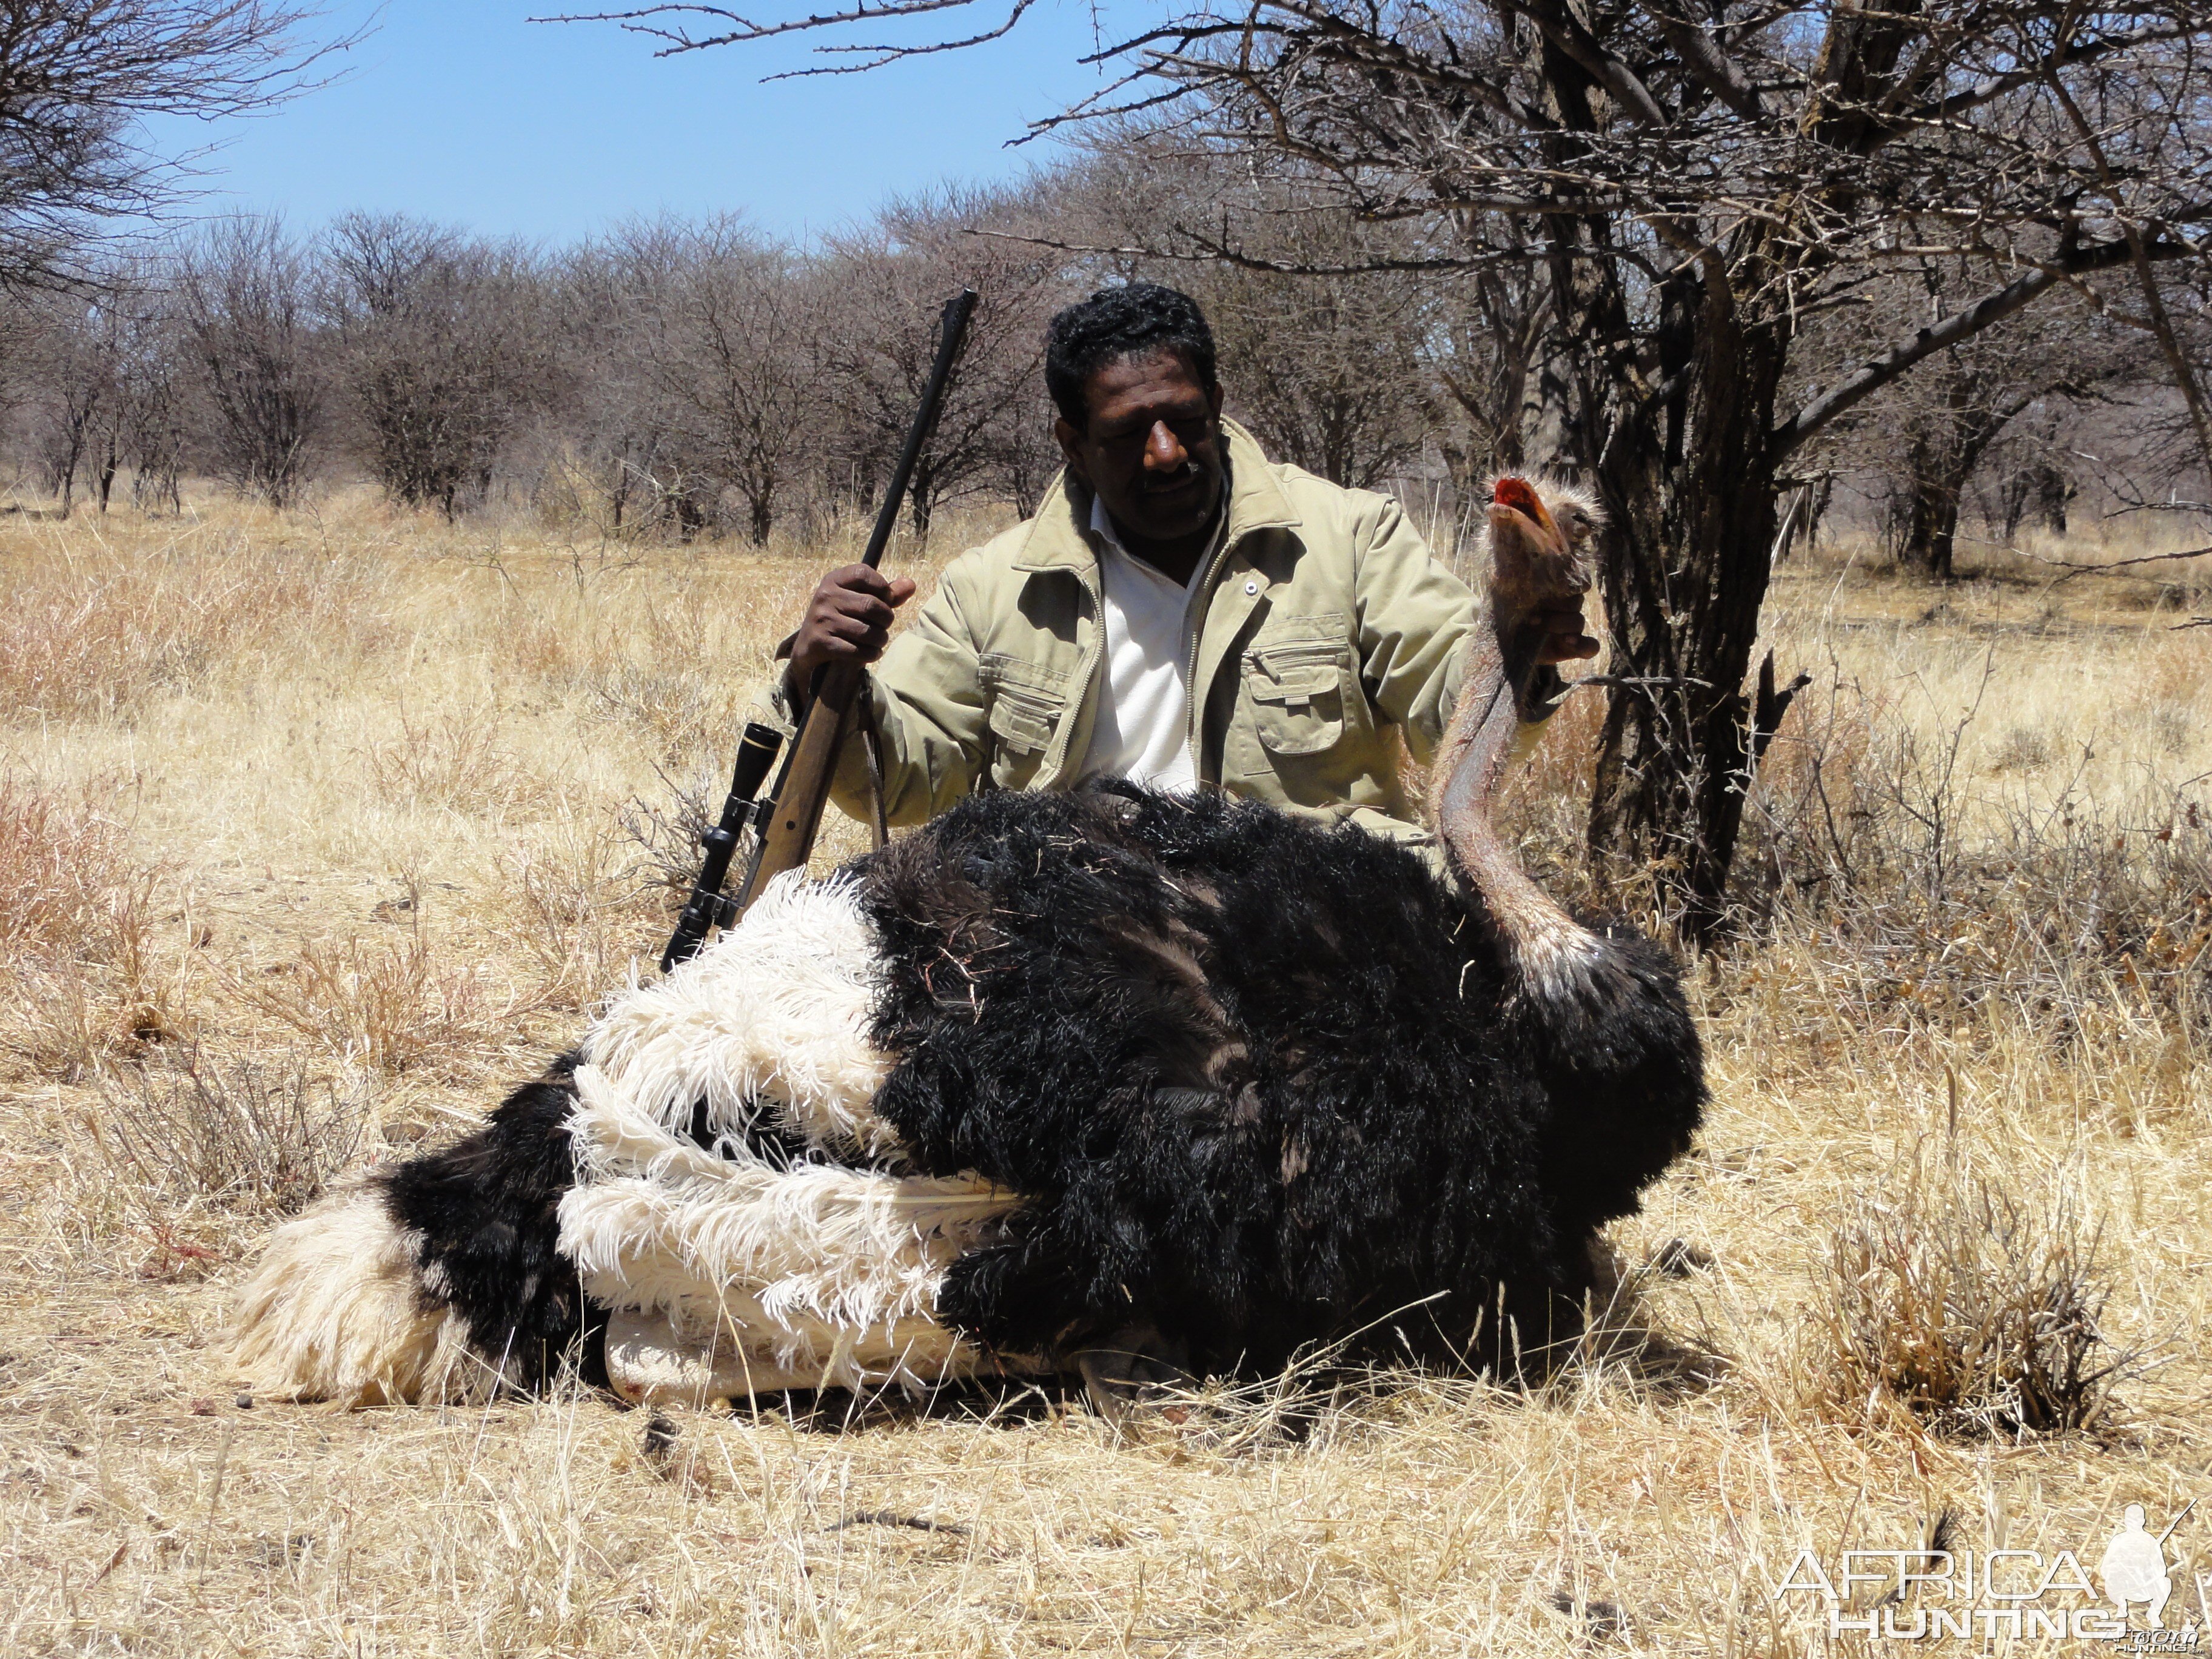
[1489,475,1569,563]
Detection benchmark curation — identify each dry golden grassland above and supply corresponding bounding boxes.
[1,491,2207,1655]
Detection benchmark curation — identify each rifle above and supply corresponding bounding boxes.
[660,286,979,973]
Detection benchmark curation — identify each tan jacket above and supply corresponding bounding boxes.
[768,421,1529,845]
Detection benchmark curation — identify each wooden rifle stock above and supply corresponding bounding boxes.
[739,659,865,907]
[726,287,979,920]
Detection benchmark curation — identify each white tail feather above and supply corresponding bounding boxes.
[228,1187,510,1406]
[559,1054,1018,1385]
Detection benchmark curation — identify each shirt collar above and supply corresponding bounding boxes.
[1088,489,1226,595]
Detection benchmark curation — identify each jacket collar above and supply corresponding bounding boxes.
[1009,418,1301,575]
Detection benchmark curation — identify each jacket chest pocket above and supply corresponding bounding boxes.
[984,675,1067,786]
[1245,638,1350,758]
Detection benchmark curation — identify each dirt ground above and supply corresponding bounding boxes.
[2,493,2207,1655]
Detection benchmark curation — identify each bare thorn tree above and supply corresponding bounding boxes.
[614,216,815,543]
[176,214,327,508]
[324,213,546,519]
[0,1,346,292]
[817,187,1067,532]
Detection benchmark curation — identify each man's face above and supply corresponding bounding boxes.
[1054,349,1226,546]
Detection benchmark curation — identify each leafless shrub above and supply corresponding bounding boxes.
[1989,725,2055,774]
[323,212,549,518]
[175,215,330,507]
[506,823,654,1010]
[4,261,193,518]
[1812,1150,2143,1438]
[616,765,716,898]
[610,216,816,545]
[235,931,526,1078]
[588,663,745,769]
[0,778,196,1074]
[816,189,1066,530]
[1725,667,2211,1039]
[0,776,129,962]
[362,708,539,814]
[87,1046,366,1215]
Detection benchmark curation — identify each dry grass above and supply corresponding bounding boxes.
[0,532,383,720]
[88,1048,369,1221]
[1811,1141,2142,1439]
[2,489,2208,1655]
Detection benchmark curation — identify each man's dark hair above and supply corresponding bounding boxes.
[1044,283,1217,429]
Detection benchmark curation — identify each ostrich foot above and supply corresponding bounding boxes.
[1073,1323,1198,1424]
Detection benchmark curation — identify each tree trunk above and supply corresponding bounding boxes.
[1584,334,1790,938]
[2035,464,2073,534]
[1897,432,1960,580]
[1900,396,2019,578]
[908,460,936,537]
[1553,213,1792,940]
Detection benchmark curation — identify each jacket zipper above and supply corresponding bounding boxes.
[1039,561,1105,787]
[1181,518,1240,774]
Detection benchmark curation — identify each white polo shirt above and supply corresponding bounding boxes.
[1078,497,1223,793]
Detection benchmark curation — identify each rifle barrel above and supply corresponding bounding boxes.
[722,288,980,923]
[657,293,977,973]
[857,287,978,571]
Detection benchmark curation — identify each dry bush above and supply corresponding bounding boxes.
[506,819,657,1010]
[589,663,750,769]
[1809,1146,2143,1438]
[1711,660,2212,1047]
[1817,768,2207,1041]
[617,766,722,898]
[6,895,195,1078]
[0,776,130,963]
[0,778,195,1075]
[86,1047,367,1216]
[235,930,528,1078]
[0,543,379,719]
[363,706,544,814]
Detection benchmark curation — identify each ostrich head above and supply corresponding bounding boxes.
[1485,474,1594,632]
[1430,475,1607,1002]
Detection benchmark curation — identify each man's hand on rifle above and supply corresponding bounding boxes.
[787,565,917,691]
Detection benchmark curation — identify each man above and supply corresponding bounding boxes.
[771,282,1595,843]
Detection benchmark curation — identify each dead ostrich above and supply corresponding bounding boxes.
[230,475,1706,1406]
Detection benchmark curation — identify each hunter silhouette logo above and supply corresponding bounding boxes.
[2102,1506,2174,1627]
[1773,1501,2203,1643]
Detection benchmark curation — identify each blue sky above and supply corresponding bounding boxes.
[144,0,1134,245]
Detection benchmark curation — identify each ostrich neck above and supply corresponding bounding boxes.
[1432,624,1597,996]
